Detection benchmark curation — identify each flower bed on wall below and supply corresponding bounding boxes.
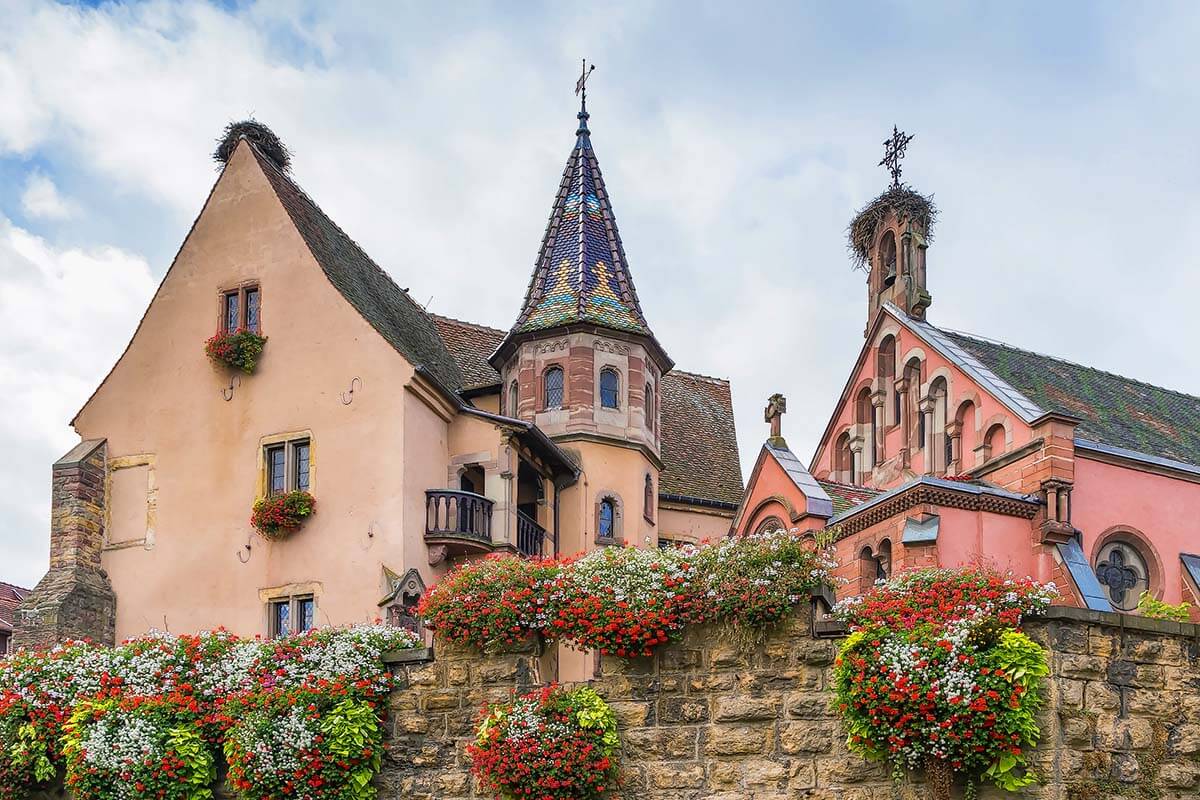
[831,569,1057,800]
[205,329,267,374]
[470,685,619,800]
[0,625,419,800]
[251,490,315,539]
[418,528,837,656]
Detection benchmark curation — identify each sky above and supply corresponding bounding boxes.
[4,0,1200,588]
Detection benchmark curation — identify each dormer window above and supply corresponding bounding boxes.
[222,285,261,333]
[600,368,620,409]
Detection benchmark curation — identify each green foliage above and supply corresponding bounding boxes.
[204,329,268,374]
[1137,591,1192,622]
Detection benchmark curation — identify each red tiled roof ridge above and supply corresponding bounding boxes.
[429,313,505,336]
[941,326,1200,404]
[667,368,731,386]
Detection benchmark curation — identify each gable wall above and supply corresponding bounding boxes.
[813,317,1034,488]
[72,143,433,639]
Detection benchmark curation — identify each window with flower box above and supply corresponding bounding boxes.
[265,438,310,497]
[221,284,261,333]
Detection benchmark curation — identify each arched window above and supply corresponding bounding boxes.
[856,386,875,475]
[755,516,785,535]
[643,474,654,522]
[835,432,853,482]
[543,366,564,409]
[904,359,922,449]
[508,380,519,417]
[879,231,898,287]
[985,423,1006,460]
[955,401,977,470]
[645,381,655,434]
[600,368,620,409]
[878,336,897,426]
[1095,540,1151,612]
[598,497,616,540]
[877,539,892,579]
[859,545,879,589]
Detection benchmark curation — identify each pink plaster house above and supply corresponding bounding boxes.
[735,159,1200,621]
[15,99,742,654]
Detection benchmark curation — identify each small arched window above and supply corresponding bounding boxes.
[600,368,620,409]
[645,381,655,433]
[877,539,892,580]
[543,366,564,409]
[598,498,616,540]
[755,516,785,535]
[879,231,898,286]
[878,336,897,425]
[835,432,853,482]
[508,380,519,417]
[1095,540,1151,612]
[643,474,654,522]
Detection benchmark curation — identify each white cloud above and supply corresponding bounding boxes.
[0,215,155,585]
[20,172,74,219]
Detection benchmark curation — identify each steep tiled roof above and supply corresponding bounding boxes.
[431,316,742,506]
[942,330,1200,467]
[431,315,505,391]
[248,143,464,391]
[507,104,652,337]
[659,371,744,506]
[817,480,882,516]
[0,582,29,634]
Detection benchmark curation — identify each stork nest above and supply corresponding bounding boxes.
[213,120,291,172]
[847,186,936,270]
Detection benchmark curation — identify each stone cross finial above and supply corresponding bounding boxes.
[764,393,787,439]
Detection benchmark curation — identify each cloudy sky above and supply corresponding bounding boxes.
[4,0,1200,587]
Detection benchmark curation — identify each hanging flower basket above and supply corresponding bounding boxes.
[205,328,268,374]
[251,491,315,540]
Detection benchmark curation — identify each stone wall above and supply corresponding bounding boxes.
[380,606,1200,800]
[14,440,116,650]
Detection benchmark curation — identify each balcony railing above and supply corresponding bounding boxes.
[516,511,547,558]
[425,490,493,545]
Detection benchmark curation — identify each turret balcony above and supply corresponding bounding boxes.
[424,490,494,556]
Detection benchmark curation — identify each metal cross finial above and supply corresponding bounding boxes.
[879,125,915,187]
[575,59,595,101]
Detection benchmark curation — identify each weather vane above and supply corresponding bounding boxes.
[879,125,915,187]
[575,59,595,102]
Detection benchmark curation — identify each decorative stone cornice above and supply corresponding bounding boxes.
[831,479,1039,539]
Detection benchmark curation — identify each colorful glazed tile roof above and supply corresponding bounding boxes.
[816,479,882,516]
[509,105,651,337]
[430,316,742,506]
[941,330,1200,467]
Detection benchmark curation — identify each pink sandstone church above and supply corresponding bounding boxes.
[15,99,1200,654]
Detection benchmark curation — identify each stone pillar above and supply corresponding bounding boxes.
[871,390,886,464]
[918,397,936,474]
[849,435,865,484]
[1039,478,1076,544]
[946,420,962,474]
[895,377,910,468]
[14,440,116,650]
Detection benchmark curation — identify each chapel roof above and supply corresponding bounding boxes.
[248,142,466,392]
[0,582,29,635]
[939,329,1200,468]
[816,480,882,516]
[503,101,655,341]
[431,315,743,507]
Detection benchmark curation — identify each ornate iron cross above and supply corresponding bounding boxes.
[575,59,595,100]
[879,125,915,187]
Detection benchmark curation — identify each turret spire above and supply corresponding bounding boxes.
[575,59,594,139]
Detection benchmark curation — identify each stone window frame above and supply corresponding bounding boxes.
[507,380,519,417]
[594,491,624,545]
[643,473,655,524]
[103,453,158,552]
[1091,525,1164,611]
[258,430,315,498]
[541,364,566,410]
[218,280,262,334]
[754,515,785,534]
[259,581,322,639]
[645,379,656,434]
[875,332,899,429]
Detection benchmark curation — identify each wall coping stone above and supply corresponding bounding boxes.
[383,646,435,665]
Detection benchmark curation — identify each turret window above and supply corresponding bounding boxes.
[645,381,656,433]
[600,368,620,409]
[598,497,616,540]
[543,366,564,409]
[508,380,519,416]
[643,474,654,523]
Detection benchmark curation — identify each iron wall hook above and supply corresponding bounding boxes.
[341,377,362,405]
[222,375,242,402]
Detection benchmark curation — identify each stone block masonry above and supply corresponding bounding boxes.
[380,606,1200,800]
[14,440,116,651]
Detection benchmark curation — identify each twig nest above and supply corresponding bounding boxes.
[213,120,291,172]
[847,185,936,270]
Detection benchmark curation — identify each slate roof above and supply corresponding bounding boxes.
[816,480,882,516]
[0,582,29,635]
[248,142,465,391]
[941,330,1200,467]
[507,103,652,338]
[432,315,505,391]
[430,316,742,506]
